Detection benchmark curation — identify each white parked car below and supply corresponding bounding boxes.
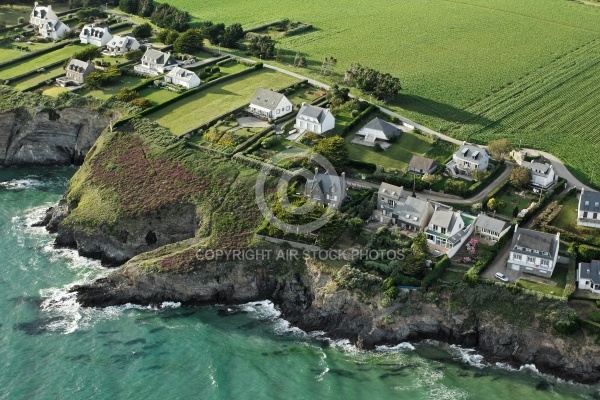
[495,272,509,282]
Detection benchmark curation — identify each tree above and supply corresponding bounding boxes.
[401,252,425,277]
[136,0,154,17]
[293,52,306,68]
[247,35,275,59]
[157,28,170,44]
[347,217,363,238]
[119,0,139,14]
[173,29,204,54]
[203,22,225,45]
[72,46,102,61]
[320,56,337,76]
[411,232,428,256]
[220,23,244,48]
[116,87,138,102]
[471,202,482,214]
[471,168,488,182]
[165,30,180,45]
[498,200,506,210]
[344,63,401,100]
[150,3,190,31]
[130,97,153,109]
[132,22,152,39]
[488,138,511,160]
[512,205,519,218]
[487,198,497,211]
[124,49,143,61]
[326,84,350,105]
[509,166,532,188]
[313,136,349,169]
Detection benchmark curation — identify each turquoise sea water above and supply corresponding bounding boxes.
[1,167,599,400]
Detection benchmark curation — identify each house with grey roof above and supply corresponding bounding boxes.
[475,214,510,243]
[522,159,556,189]
[426,204,476,257]
[578,188,600,229]
[356,117,400,144]
[248,88,293,120]
[30,3,70,40]
[408,155,438,175]
[304,168,346,209]
[373,182,406,224]
[164,67,201,89]
[578,260,600,294]
[80,24,112,47]
[295,103,335,134]
[446,142,490,177]
[395,196,434,232]
[507,225,560,277]
[106,34,140,56]
[134,49,178,76]
[56,58,96,86]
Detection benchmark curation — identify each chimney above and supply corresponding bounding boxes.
[47,4,51,9]
[341,172,346,196]
[301,102,306,107]
[314,167,319,177]
[34,1,38,6]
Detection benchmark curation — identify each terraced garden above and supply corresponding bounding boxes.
[0,44,88,80]
[149,69,298,135]
[9,65,65,90]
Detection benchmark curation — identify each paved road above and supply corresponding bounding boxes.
[215,51,596,193]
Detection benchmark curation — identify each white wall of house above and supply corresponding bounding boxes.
[452,152,489,171]
[166,74,200,89]
[530,166,556,188]
[80,26,112,47]
[508,250,558,277]
[358,126,388,141]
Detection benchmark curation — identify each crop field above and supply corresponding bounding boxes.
[149,69,298,135]
[160,0,600,186]
[9,65,64,90]
[0,44,88,80]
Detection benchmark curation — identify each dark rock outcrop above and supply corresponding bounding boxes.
[0,107,109,166]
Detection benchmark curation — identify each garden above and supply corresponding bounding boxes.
[516,266,569,297]
[0,44,88,80]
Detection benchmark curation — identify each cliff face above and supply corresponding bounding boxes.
[73,259,600,384]
[0,107,109,166]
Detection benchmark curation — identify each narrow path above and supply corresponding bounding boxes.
[218,50,595,194]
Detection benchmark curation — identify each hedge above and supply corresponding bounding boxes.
[4,58,69,85]
[422,256,451,289]
[463,228,514,285]
[463,160,506,198]
[243,20,286,34]
[0,39,79,71]
[347,159,377,174]
[187,55,230,72]
[338,104,377,137]
[232,152,288,174]
[518,177,567,225]
[284,24,313,36]
[562,258,577,299]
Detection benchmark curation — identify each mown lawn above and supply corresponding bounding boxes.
[517,266,568,296]
[163,0,600,188]
[0,41,57,62]
[344,126,434,171]
[0,44,89,80]
[495,190,534,218]
[138,86,181,105]
[550,194,579,231]
[10,65,65,90]
[41,85,67,97]
[150,69,298,135]
[80,75,145,100]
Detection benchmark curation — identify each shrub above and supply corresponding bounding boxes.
[130,97,153,109]
[421,256,451,289]
[590,311,600,324]
[335,265,383,295]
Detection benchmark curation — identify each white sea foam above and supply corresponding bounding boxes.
[1,178,44,190]
[449,345,487,368]
[375,342,416,352]
[239,300,307,336]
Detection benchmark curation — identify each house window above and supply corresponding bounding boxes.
[387,200,395,207]
[433,225,438,231]
[594,213,598,219]
[583,212,588,218]
[513,254,522,261]
[441,228,446,234]
[540,260,549,267]
[286,106,290,111]
[276,109,280,114]
[526,256,535,263]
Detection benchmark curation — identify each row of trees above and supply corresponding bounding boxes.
[155,23,245,54]
[344,63,401,101]
[119,0,189,31]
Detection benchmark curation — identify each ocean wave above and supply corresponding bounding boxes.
[1,178,44,190]
[449,345,487,368]
[375,342,416,352]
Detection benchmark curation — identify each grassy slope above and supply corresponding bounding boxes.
[160,0,600,187]
[64,118,265,270]
[149,69,298,135]
[9,65,65,90]
[0,44,88,80]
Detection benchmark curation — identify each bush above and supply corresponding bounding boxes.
[335,265,383,295]
[421,256,451,289]
[130,97,153,109]
[590,311,600,324]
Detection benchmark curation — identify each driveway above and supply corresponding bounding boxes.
[236,117,270,128]
[480,241,521,283]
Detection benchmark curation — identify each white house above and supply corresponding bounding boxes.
[522,160,556,189]
[134,49,178,76]
[248,88,293,120]
[474,213,510,243]
[507,225,560,278]
[578,188,600,229]
[304,168,346,210]
[446,142,490,177]
[425,205,476,257]
[578,260,600,294]
[295,103,335,134]
[164,67,201,89]
[80,24,112,47]
[105,34,140,56]
[356,117,400,143]
[373,182,407,224]
[30,2,70,40]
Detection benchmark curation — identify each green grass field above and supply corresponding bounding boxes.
[0,42,57,61]
[495,190,533,218]
[41,85,67,97]
[149,69,298,135]
[160,0,600,187]
[0,3,70,26]
[138,86,182,105]
[80,75,144,100]
[9,65,64,90]
[551,195,579,231]
[517,266,568,296]
[0,44,87,80]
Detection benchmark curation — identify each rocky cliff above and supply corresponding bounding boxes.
[73,257,600,384]
[0,107,109,166]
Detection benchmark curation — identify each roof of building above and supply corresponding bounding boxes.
[306,172,343,200]
[32,3,57,20]
[362,117,400,137]
[455,142,489,161]
[475,214,509,234]
[66,58,93,73]
[81,24,110,38]
[396,196,430,225]
[522,160,552,177]
[409,155,437,172]
[142,48,176,66]
[297,104,330,123]
[379,182,404,199]
[165,67,199,83]
[511,226,558,256]
[250,88,287,111]
[429,209,455,230]
[107,34,138,48]
[579,188,600,213]
[580,260,600,284]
